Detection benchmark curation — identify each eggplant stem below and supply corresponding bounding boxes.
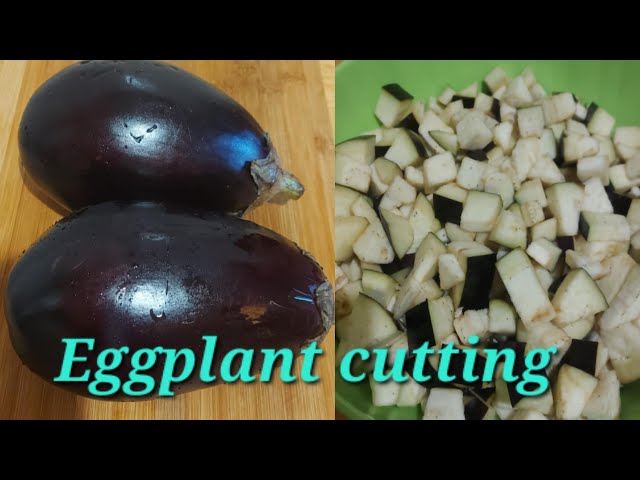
[248,134,304,212]
[308,280,335,347]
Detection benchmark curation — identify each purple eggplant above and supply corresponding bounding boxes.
[5,201,333,399]
[18,60,303,215]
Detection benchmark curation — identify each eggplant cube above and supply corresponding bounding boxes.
[546,182,584,236]
[521,200,545,227]
[526,238,562,271]
[552,269,608,326]
[456,157,487,190]
[423,388,465,420]
[423,152,457,191]
[456,111,493,150]
[517,106,545,138]
[461,191,502,233]
[438,253,465,290]
[375,84,413,127]
[496,248,556,327]
[555,364,598,420]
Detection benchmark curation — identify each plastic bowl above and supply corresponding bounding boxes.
[336,59,640,420]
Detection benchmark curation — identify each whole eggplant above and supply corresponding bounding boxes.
[19,60,303,215]
[5,202,333,399]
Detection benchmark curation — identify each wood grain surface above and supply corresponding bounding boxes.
[0,60,335,419]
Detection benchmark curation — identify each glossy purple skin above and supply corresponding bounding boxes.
[5,202,329,399]
[19,60,270,214]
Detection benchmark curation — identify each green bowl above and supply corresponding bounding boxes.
[335,59,640,420]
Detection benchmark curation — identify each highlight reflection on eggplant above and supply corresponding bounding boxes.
[19,60,303,215]
[5,201,333,399]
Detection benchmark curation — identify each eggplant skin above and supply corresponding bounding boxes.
[19,60,303,215]
[5,202,333,399]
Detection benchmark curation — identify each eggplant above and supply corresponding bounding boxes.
[460,253,497,311]
[19,60,303,215]
[5,202,333,399]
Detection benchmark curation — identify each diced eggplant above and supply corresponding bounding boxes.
[352,221,395,265]
[457,157,487,190]
[604,184,632,215]
[404,165,424,190]
[456,111,494,150]
[379,176,417,211]
[562,315,596,340]
[579,211,631,242]
[385,129,428,169]
[489,210,527,250]
[419,110,454,153]
[526,238,562,271]
[453,308,489,345]
[380,208,414,260]
[541,93,577,125]
[530,218,557,242]
[375,84,414,127]
[610,164,640,193]
[461,191,502,233]
[503,76,533,107]
[428,296,455,346]
[546,182,583,236]
[445,223,475,242]
[474,93,494,114]
[521,201,545,227]
[336,294,400,363]
[397,377,428,407]
[335,281,362,318]
[484,172,515,208]
[554,364,598,420]
[423,152,458,191]
[361,270,398,309]
[484,67,509,94]
[596,254,637,304]
[599,264,640,331]
[488,299,517,337]
[577,155,609,184]
[562,134,599,163]
[429,130,459,155]
[515,178,548,207]
[336,184,372,218]
[373,157,403,185]
[582,366,621,420]
[336,151,371,193]
[433,184,468,225]
[552,269,608,326]
[423,388,465,420]
[406,301,436,353]
[336,135,376,165]
[585,104,615,137]
[369,375,401,407]
[496,249,556,327]
[459,252,497,310]
[408,194,441,255]
[582,177,614,213]
[517,106,545,138]
[560,339,599,376]
[335,216,369,262]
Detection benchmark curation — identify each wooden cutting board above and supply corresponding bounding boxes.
[0,60,335,419]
